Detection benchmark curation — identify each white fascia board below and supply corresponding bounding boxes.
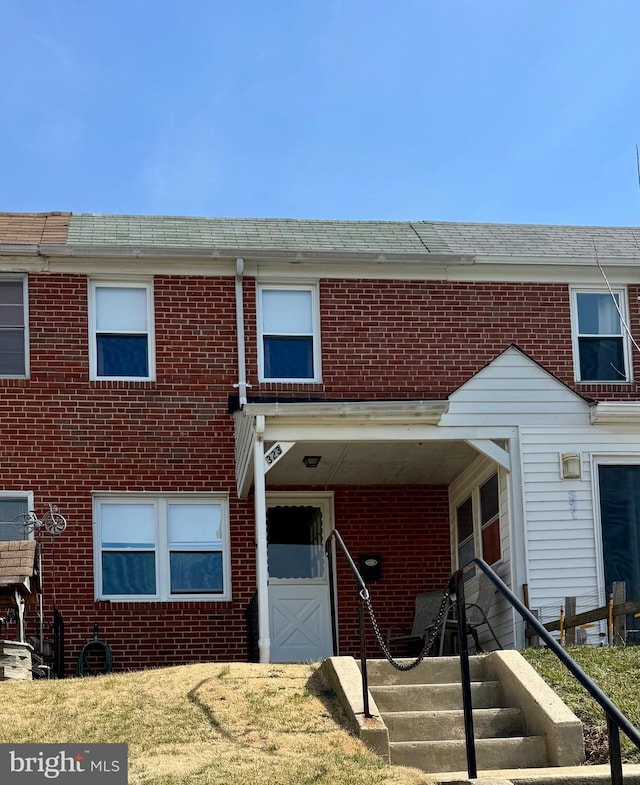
[590,402,640,424]
[262,421,518,443]
[243,399,449,422]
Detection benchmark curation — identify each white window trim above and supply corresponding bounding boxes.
[93,493,231,602]
[570,286,632,383]
[0,490,35,541]
[257,283,322,383]
[0,275,29,379]
[88,280,156,381]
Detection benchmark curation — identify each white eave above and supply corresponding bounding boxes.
[590,402,640,424]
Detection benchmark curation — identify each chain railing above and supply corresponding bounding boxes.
[325,528,450,716]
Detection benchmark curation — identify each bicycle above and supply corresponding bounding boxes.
[14,503,67,535]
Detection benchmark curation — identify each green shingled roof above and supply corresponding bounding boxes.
[47,213,640,259]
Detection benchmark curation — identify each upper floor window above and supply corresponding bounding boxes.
[89,282,154,380]
[258,285,321,382]
[0,278,28,377]
[571,288,631,382]
[93,494,230,601]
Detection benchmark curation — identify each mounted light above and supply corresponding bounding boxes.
[561,452,581,480]
[302,455,321,468]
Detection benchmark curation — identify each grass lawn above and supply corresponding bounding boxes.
[521,646,640,764]
[0,662,433,785]
[3,648,640,782]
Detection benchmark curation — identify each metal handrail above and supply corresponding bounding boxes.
[325,528,373,718]
[454,558,640,784]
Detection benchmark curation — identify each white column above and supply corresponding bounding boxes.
[253,415,270,663]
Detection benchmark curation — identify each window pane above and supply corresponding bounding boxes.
[102,552,156,595]
[577,293,620,335]
[96,287,148,332]
[0,304,24,327]
[97,335,149,377]
[480,475,499,524]
[456,497,473,541]
[262,290,312,334]
[482,519,501,564]
[168,504,221,544]
[0,280,23,305]
[264,336,313,378]
[170,551,223,593]
[101,503,155,547]
[578,337,625,381]
[458,537,475,567]
[0,498,28,542]
[0,498,28,521]
[0,327,25,374]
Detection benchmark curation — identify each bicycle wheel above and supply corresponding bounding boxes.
[14,512,38,534]
[43,511,67,535]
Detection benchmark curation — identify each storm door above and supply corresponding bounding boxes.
[267,497,333,662]
[598,464,640,640]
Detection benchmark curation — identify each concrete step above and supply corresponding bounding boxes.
[370,680,503,712]
[382,707,525,741]
[365,656,485,686]
[390,735,548,773]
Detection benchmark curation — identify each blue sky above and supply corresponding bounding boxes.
[0,1,638,225]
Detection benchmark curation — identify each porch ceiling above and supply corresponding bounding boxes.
[264,440,479,486]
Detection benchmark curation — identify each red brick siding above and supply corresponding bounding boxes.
[331,485,450,657]
[5,271,640,671]
[247,279,640,399]
[7,273,255,673]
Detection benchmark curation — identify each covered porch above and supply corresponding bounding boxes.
[234,400,518,663]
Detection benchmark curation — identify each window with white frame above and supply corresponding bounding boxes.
[454,472,501,572]
[571,289,630,382]
[0,494,31,542]
[94,495,230,601]
[258,285,320,381]
[89,282,154,380]
[0,277,28,377]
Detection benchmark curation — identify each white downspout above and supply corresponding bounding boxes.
[253,414,270,662]
[234,256,250,406]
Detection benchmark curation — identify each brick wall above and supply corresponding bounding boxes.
[7,273,256,673]
[4,271,640,671]
[331,485,450,657]
[248,278,640,400]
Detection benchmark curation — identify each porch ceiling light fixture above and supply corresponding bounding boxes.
[302,455,321,468]
[561,452,581,480]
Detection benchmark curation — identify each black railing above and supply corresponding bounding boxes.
[454,558,640,784]
[325,529,373,718]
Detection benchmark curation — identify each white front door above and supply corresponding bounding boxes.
[267,494,334,662]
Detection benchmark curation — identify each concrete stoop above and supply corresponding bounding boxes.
[319,651,585,779]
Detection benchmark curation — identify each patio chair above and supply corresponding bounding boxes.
[438,571,503,654]
[386,591,450,656]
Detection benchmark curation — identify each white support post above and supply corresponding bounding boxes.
[253,415,270,663]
